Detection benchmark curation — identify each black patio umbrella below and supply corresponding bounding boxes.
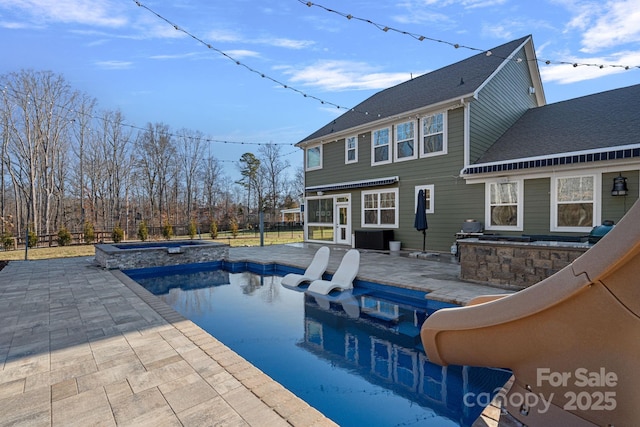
[414,189,428,252]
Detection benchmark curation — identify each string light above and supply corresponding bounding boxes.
[131,0,419,119]
[132,0,352,113]
[299,0,640,70]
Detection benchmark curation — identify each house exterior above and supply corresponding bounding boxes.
[295,35,640,252]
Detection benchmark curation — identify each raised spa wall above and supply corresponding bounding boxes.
[457,239,591,290]
[95,240,229,270]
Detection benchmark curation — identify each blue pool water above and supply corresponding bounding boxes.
[126,262,510,427]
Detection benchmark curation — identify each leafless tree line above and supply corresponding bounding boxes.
[1,69,302,244]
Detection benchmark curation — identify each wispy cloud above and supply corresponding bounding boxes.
[225,50,261,60]
[206,28,315,51]
[264,37,315,50]
[0,20,40,29]
[149,52,202,61]
[557,0,640,53]
[579,0,640,52]
[95,60,133,70]
[279,60,417,91]
[394,0,506,25]
[540,50,640,84]
[0,0,127,27]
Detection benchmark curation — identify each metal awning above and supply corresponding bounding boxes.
[305,176,399,193]
[463,146,640,176]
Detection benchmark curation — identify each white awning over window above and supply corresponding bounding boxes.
[305,176,399,193]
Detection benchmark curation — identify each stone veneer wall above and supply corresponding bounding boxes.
[95,241,229,270]
[458,240,590,290]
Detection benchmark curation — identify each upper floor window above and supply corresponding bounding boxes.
[362,188,399,228]
[420,112,447,157]
[394,121,417,162]
[372,127,391,165]
[306,145,322,171]
[345,136,358,164]
[486,180,522,231]
[552,175,598,232]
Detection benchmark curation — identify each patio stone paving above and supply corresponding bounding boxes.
[0,244,510,426]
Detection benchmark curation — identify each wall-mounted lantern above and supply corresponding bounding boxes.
[611,174,628,196]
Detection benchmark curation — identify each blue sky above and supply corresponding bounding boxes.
[1,0,639,180]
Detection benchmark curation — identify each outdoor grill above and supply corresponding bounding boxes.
[588,220,615,244]
[461,219,483,233]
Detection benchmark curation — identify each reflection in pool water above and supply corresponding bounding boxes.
[127,264,510,427]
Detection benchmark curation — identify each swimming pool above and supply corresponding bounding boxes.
[126,262,510,427]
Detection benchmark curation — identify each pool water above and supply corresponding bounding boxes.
[126,263,510,427]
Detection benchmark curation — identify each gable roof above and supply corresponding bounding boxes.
[464,84,640,175]
[297,35,537,146]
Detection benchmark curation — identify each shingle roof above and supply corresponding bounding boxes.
[474,83,640,165]
[297,35,531,145]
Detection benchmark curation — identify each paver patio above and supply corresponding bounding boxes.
[0,245,509,426]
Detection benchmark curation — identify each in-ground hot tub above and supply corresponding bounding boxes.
[95,240,228,270]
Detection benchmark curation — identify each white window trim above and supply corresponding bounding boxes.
[393,120,418,162]
[361,188,399,228]
[485,180,523,231]
[420,111,448,159]
[305,144,322,171]
[345,135,358,164]
[414,185,435,214]
[371,127,392,166]
[550,173,601,232]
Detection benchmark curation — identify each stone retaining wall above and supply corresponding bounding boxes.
[95,241,229,270]
[458,239,590,290]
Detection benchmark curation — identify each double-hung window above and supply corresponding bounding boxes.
[345,136,358,164]
[420,112,446,157]
[394,121,417,161]
[552,175,598,231]
[306,145,322,171]
[486,181,522,230]
[362,189,399,227]
[372,128,391,165]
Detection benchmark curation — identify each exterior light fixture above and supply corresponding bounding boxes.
[611,173,628,196]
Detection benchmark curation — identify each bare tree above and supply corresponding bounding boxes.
[176,128,204,222]
[258,142,289,221]
[70,93,97,228]
[135,122,176,227]
[99,109,131,229]
[201,154,222,220]
[1,69,78,238]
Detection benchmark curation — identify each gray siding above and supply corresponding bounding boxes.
[305,132,378,187]
[305,107,488,252]
[395,107,483,251]
[523,178,552,234]
[469,49,539,164]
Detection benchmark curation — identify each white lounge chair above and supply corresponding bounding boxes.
[307,249,360,295]
[420,199,640,426]
[281,246,330,288]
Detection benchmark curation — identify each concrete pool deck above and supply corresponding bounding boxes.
[0,244,511,426]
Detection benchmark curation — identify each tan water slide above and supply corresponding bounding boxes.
[421,200,640,426]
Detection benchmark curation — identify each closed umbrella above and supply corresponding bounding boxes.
[414,189,428,252]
